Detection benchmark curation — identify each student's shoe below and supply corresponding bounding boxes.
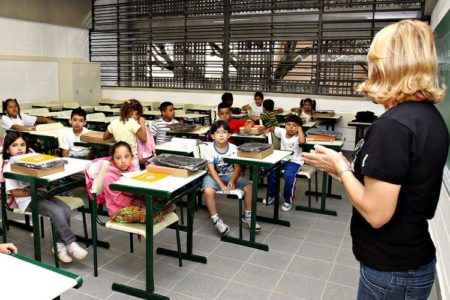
[241,213,262,232]
[67,242,88,260]
[262,196,275,205]
[281,203,293,212]
[52,242,72,263]
[213,218,230,236]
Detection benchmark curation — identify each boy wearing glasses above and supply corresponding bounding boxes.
[202,120,261,235]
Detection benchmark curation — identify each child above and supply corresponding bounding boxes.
[260,99,279,130]
[150,101,178,145]
[58,108,92,158]
[102,141,174,223]
[213,92,234,122]
[242,91,264,119]
[2,131,88,263]
[264,115,305,211]
[1,98,54,131]
[291,98,315,122]
[103,99,148,167]
[202,121,261,235]
[217,102,253,134]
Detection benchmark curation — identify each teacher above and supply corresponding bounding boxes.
[302,20,449,299]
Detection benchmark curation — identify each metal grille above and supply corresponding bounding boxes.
[91,0,426,96]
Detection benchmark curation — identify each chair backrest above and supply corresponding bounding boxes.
[63,102,80,109]
[196,142,209,159]
[90,160,110,195]
[87,113,106,121]
[268,132,281,150]
[151,101,161,111]
[35,123,64,132]
[95,105,111,111]
[57,110,72,118]
[28,108,50,115]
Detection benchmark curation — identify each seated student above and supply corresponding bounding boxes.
[0,243,17,254]
[260,99,279,130]
[290,98,315,122]
[150,101,178,145]
[264,115,305,211]
[1,98,54,131]
[242,91,264,120]
[58,108,92,158]
[202,121,261,235]
[217,102,253,134]
[213,92,234,122]
[3,131,88,263]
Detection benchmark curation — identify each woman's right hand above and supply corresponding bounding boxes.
[302,145,350,178]
[0,243,17,254]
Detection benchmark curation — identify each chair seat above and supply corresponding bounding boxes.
[105,211,179,238]
[296,164,316,179]
[216,189,244,199]
[54,196,85,210]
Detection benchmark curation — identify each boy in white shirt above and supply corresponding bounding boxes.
[264,114,306,211]
[59,108,92,158]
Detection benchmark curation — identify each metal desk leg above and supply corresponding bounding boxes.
[296,171,337,216]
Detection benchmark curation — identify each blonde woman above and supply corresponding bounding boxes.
[302,20,449,299]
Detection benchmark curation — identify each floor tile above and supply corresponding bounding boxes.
[193,254,242,280]
[297,241,339,262]
[321,282,357,300]
[329,264,360,288]
[217,281,271,300]
[173,272,228,300]
[232,264,283,290]
[248,250,293,271]
[286,256,333,280]
[275,273,326,300]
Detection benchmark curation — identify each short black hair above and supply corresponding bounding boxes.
[159,101,173,113]
[3,98,21,120]
[71,107,87,119]
[263,99,274,111]
[210,120,231,134]
[3,131,27,160]
[303,98,313,105]
[254,91,264,99]
[285,114,302,125]
[221,92,233,103]
[218,102,231,111]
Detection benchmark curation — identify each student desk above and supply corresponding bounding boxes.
[1,157,90,261]
[26,111,60,118]
[143,110,162,120]
[223,150,292,251]
[229,133,268,144]
[0,253,82,299]
[86,118,112,131]
[279,121,317,131]
[155,141,196,156]
[32,103,63,112]
[186,105,214,125]
[176,112,210,125]
[166,126,210,139]
[296,139,345,216]
[109,170,207,299]
[74,141,112,158]
[98,100,123,108]
[231,113,247,119]
[314,115,342,130]
[275,111,292,123]
[348,121,371,146]
[94,106,121,116]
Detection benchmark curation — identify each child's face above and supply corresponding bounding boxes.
[6,101,19,118]
[218,108,231,122]
[162,105,175,120]
[7,137,26,157]
[285,121,299,137]
[113,146,133,171]
[211,126,229,144]
[254,96,263,107]
[69,114,86,132]
[303,102,312,113]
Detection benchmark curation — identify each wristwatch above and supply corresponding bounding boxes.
[338,168,353,183]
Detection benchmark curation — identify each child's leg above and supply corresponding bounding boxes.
[267,170,276,197]
[112,204,146,223]
[202,175,220,216]
[36,198,76,246]
[283,162,302,204]
[243,182,253,211]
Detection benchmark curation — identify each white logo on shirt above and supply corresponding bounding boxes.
[362,154,368,167]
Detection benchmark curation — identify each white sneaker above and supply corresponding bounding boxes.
[262,196,275,205]
[67,242,88,260]
[241,213,262,232]
[213,218,230,236]
[52,242,72,263]
[281,203,293,212]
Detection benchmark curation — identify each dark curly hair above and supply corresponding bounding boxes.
[119,99,143,123]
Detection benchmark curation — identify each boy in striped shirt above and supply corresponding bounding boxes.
[150,101,178,145]
[260,99,279,130]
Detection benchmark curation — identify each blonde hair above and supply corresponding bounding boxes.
[356,20,446,107]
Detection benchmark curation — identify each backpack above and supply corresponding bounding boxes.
[85,156,111,204]
[136,126,156,164]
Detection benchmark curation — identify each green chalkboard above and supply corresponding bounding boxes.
[435,11,450,172]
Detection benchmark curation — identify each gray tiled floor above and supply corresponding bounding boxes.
[2,174,439,300]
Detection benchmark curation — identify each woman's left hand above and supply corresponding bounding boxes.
[301,144,350,178]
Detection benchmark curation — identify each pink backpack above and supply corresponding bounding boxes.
[85,156,111,204]
[136,126,156,163]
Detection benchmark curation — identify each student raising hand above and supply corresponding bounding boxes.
[0,243,18,254]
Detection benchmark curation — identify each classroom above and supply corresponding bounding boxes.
[0,1,449,299]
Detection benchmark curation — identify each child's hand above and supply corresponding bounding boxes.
[220,184,230,194]
[227,181,235,190]
[243,120,253,134]
[0,243,17,254]
[139,117,146,126]
[28,126,36,131]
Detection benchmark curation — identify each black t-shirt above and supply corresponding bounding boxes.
[351,101,449,271]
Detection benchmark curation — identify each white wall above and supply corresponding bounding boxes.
[430,1,450,299]
[102,87,385,151]
[0,17,89,104]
